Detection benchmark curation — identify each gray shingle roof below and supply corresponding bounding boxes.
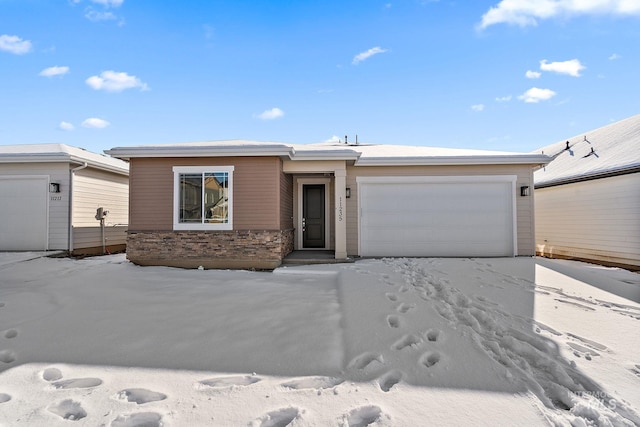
[534,114,640,187]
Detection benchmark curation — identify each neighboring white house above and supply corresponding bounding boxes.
[534,114,640,270]
[0,144,129,254]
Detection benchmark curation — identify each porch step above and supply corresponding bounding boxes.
[282,250,355,266]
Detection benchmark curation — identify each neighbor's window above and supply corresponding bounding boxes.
[172,166,234,230]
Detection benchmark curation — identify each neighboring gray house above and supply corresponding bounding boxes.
[535,114,640,270]
[0,144,129,255]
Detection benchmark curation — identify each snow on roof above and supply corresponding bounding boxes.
[534,114,640,187]
[0,143,129,175]
[107,140,549,166]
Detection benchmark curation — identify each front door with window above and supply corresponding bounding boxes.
[302,184,325,248]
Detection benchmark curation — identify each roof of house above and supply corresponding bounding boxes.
[0,143,129,175]
[106,140,550,166]
[534,114,640,188]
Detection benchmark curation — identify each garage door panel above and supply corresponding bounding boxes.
[0,177,48,251]
[359,178,514,257]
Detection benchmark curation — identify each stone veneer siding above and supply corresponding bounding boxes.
[127,229,294,270]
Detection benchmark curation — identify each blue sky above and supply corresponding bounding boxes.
[1,0,639,154]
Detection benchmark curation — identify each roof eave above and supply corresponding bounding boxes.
[535,164,640,188]
[105,145,295,160]
[0,153,129,175]
[289,149,361,161]
[355,154,551,166]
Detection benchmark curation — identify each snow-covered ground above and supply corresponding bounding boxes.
[0,253,639,426]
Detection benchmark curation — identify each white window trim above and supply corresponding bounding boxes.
[172,166,234,231]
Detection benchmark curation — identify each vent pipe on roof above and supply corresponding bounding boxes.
[565,141,570,150]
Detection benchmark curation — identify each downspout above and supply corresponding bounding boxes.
[68,162,88,254]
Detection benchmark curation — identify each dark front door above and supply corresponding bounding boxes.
[303,184,325,248]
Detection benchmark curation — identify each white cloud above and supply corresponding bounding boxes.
[525,70,541,79]
[471,104,485,112]
[59,121,75,131]
[86,70,149,92]
[495,95,512,102]
[0,34,32,55]
[352,47,388,65]
[609,53,621,60]
[325,135,342,143]
[478,0,640,29]
[540,59,585,76]
[81,118,110,129]
[90,0,124,7]
[39,66,70,77]
[518,87,557,103]
[85,9,117,21]
[255,107,284,120]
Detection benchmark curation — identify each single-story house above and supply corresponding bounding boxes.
[534,114,640,270]
[106,140,549,269]
[0,144,129,255]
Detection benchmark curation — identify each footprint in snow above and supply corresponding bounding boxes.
[420,351,441,368]
[347,352,383,370]
[42,367,63,382]
[199,375,261,389]
[48,399,87,421]
[396,303,414,314]
[111,412,162,427]
[116,388,167,404]
[250,407,300,427]
[0,393,11,403]
[392,334,422,351]
[424,329,441,342]
[0,302,5,307]
[379,370,403,392]
[385,293,398,302]
[342,405,383,427]
[280,376,343,390]
[630,364,640,378]
[52,378,103,389]
[3,329,18,339]
[0,349,16,364]
[386,315,401,329]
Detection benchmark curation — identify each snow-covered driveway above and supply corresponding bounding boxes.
[0,254,638,426]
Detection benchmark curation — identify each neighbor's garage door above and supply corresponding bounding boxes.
[0,176,48,251]
[359,176,516,257]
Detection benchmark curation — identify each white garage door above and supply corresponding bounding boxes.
[0,176,48,251]
[359,176,516,257]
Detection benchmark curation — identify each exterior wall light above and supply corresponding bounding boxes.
[346,187,351,198]
[50,182,61,193]
[520,186,529,197]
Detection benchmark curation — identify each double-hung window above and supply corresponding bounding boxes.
[173,166,234,230]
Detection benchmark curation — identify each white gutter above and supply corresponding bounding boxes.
[105,145,295,160]
[68,162,88,254]
[0,154,128,176]
[354,154,551,166]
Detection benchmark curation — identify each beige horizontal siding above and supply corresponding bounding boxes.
[72,225,127,250]
[73,168,129,227]
[346,164,536,256]
[129,157,282,231]
[535,173,640,268]
[279,165,294,229]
